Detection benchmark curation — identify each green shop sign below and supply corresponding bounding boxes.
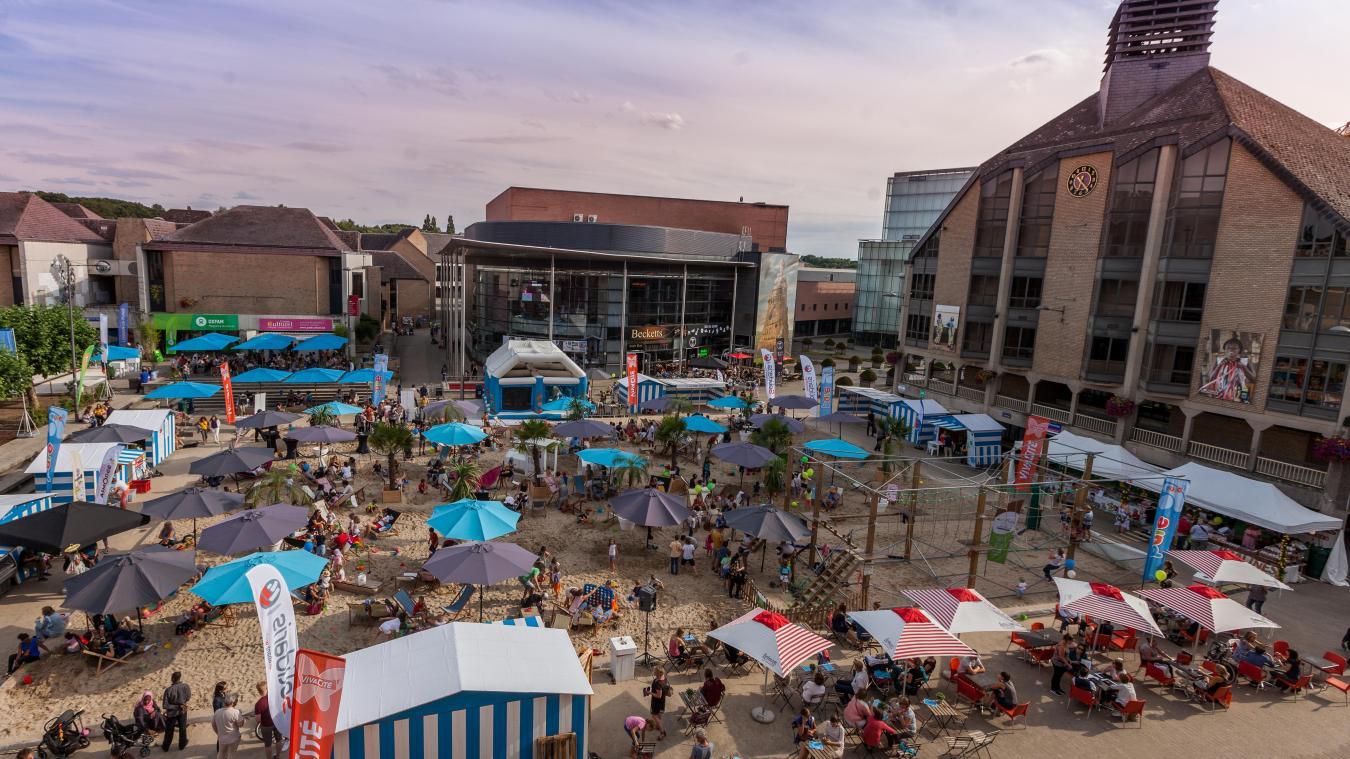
[153,313,239,331]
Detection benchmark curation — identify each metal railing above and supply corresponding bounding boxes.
[993,394,1029,412]
[1255,457,1327,489]
[1029,403,1072,424]
[927,379,956,396]
[1073,414,1117,436]
[903,373,928,386]
[1187,440,1249,469]
[1130,428,1183,452]
[957,386,985,403]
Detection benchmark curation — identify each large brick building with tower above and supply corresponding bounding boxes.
[896,0,1350,510]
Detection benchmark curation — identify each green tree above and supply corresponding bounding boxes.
[654,414,687,469]
[610,456,650,490]
[245,467,311,509]
[564,397,589,421]
[877,416,911,474]
[511,419,553,479]
[369,422,413,490]
[421,215,439,233]
[761,456,787,500]
[0,350,32,403]
[32,191,163,219]
[136,316,161,358]
[750,417,793,456]
[446,458,482,502]
[0,304,98,406]
[445,215,456,234]
[860,368,877,383]
[308,405,336,428]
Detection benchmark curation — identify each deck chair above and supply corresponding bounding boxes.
[441,585,475,620]
[84,647,137,675]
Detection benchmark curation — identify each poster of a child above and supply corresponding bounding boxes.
[1197,330,1261,403]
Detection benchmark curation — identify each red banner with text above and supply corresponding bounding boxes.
[288,649,347,759]
[626,353,638,411]
[220,363,236,424]
[1013,415,1052,491]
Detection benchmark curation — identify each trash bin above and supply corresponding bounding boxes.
[610,635,637,683]
[1305,544,1332,581]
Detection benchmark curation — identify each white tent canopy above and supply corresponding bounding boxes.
[1136,462,1341,534]
[1045,430,1162,482]
[485,340,584,380]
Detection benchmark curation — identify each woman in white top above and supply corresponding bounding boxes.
[801,672,827,706]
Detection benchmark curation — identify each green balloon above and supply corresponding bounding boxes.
[1154,570,1167,581]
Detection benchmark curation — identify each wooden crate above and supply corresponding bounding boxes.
[535,733,576,759]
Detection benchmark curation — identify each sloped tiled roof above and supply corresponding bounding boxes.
[0,192,109,244]
[50,202,102,220]
[162,208,212,224]
[372,249,434,283]
[146,205,352,254]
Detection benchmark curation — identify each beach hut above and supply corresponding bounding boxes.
[483,340,588,419]
[332,622,592,759]
[23,443,124,503]
[613,374,728,408]
[835,386,906,418]
[927,413,1005,466]
[105,409,176,466]
[0,494,53,526]
[895,398,949,447]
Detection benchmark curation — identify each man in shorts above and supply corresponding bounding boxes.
[254,680,282,759]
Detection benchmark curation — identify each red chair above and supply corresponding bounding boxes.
[1109,630,1137,654]
[1237,660,1267,688]
[1030,622,1045,631]
[1067,685,1097,715]
[1273,640,1290,659]
[1201,660,1217,674]
[1180,627,1210,647]
[1176,651,1194,666]
[1199,684,1233,711]
[1108,699,1146,727]
[1144,663,1174,689]
[949,657,961,680]
[1087,632,1113,650]
[1320,652,1347,676]
[997,701,1030,729]
[1324,677,1350,706]
[1007,631,1029,652]
[1027,647,1054,666]
[955,676,985,707]
[1275,673,1312,700]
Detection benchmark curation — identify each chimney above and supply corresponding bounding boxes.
[1099,0,1218,125]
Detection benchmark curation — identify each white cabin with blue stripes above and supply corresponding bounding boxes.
[24,443,124,504]
[104,409,176,466]
[332,621,592,759]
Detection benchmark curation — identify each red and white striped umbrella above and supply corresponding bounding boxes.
[708,608,831,677]
[1166,549,1292,590]
[846,607,976,660]
[1138,584,1280,633]
[1053,577,1163,636]
[903,587,1027,635]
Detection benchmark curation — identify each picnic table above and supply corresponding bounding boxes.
[1018,629,1061,649]
[967,672,999,690]
[921,698,965,739]
[803,739,835,759]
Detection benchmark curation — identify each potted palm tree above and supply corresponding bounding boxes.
[369,422,413,502]
[447,458,482,501]
[654,414,688,469]
[877,416,911,475]
[511,419,553,481]
[610,456,650,491]
[245,468,311,509]
[750,417,793,456]
[308,405,336,428]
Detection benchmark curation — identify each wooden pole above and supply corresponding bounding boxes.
[1066,453,1095,562]
[903,460,922,560]
[808,455,823,567]
[966,487,988,588]
[859,489,880,608]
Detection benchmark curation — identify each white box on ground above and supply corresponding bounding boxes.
[610,635,637,683]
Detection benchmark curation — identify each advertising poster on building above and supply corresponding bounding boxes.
[800,355,817,401]
[753,252,800,352]
[626,353,639,411]
[931,304,960,351]
[760,347,777,400]
[220,363,236,424]
[1142,477,1188,583]
[1197,329,1261,404]
[819,366,835,416]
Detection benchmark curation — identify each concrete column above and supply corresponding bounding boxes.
[729,266,739,352]
[1122,144,1179,394]
[988,167,1025,365]
[619,261,629,371]
[678,264,688,365]
[1068,389,1080,420]
[1248,425,1264,472]
[896,262,912,363]
[1180,409,1197,449]
[548,255,556,342]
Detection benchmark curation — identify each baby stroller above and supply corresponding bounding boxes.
[101,713,154,757]
[35,709,90,758]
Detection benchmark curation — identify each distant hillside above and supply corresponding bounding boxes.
[333,219,417,233]
[33,191,165,219]
[800,254,857,269]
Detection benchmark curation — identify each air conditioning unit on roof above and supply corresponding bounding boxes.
[572,213,585,222]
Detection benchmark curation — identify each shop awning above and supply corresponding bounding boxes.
[1136,462,1340,534]
[1047,430,1161,482]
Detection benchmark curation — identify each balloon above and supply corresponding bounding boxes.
[1065,559,1076,570]
[21,675,32,685]
[801,456,809,464]
[1155,570,1168,582]
[1067,569,1077,578]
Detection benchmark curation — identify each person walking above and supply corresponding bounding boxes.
[254,680,282,759]
[210,692,246,758]
[669,537,682,576]
[161,671,192,751]
[209,415,221,445]
[1245,584,1268,614]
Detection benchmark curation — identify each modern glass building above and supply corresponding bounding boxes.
[854,168,974,346]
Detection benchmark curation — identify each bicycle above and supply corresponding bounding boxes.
[254,721,286,755]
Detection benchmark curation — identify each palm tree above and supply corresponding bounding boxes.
[245,467,310,509]
[654,414,687,469]
[564,397,589,421]
[611,456,650,490]
[446,458,482,502]
[877,416,911,475]
[369,422,413,490]
[751,417,793,456]
[761,456,787,501]
[511,419,553,480]
[424,403,466,424]
[308,406,336,428]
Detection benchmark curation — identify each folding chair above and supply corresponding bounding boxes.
[771,674,795,709]
[441,585,475,620]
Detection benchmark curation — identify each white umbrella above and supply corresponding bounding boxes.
[1053,577,1163,636]
[1166,549,1292,590]
[903,587,1027,635]
[1137,584,1280,634]
[709,608,832,722]
[846,607,976,659]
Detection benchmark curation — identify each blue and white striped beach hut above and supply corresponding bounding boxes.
[24,443,123,503]
[835,386,906,418]
[929,413,1005,467]
[0,494,53,526]
[896,399,950,447]
[332,621,592,759]
[104,409,176,466]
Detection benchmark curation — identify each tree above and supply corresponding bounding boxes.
[421,215,439,233]
[564,397,589,421]
[860,368,877,383]
[877,416,911,475]
[750,417,793,456]
[308,406,336,428]
[32,191,163,219]
[761,456,787,501]
[654,414,687,469]
[0,350,31,403]
[611,456,650,490]
[0,304,98,406]
[799,254,857,270]
[511,419,553,480]
[136,316,161,359]
[369,422,413,490]
[445,215,456,234]
[245,467,311,509]
[447,458,481,502]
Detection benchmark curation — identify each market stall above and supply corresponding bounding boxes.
[896,398,949,447]
[928,413,1005,467]
[835,385,906,418]
[23,443,124,504]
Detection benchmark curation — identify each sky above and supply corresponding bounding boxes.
[1,0,1346,257]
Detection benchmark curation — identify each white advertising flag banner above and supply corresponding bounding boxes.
[800,355,817,401]
[247,564,298,738]
[761,348,777,400]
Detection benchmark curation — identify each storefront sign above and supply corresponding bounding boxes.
[630,326,671,342]
[259,318,334,332]
[561,340,588,353]
[153,313,239,331]
[630,324,729,343]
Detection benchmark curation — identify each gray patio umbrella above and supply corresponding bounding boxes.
[555,419,617,440]
[815,412,867,425]
[611,488,692,550]
[420,399,484,421]
[285,425,357,443]
[711,442,779,469]
[197,503,309,555]
[586,368,613,381]
[724,505,811,571]
[62,546,198,617]
[688,356,727,370]
[189,447,275,477]
[421,541,540,621]
[0,502,150,555]
[749,413,806,434]
[66,424,154,444]
[770,394,818,411]
[233,411,304,430]
[638,396,673,412]
[140,487,245,539]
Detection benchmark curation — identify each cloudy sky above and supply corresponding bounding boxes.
[1,0,1345,256]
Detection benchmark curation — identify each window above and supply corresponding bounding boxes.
[967,275,999,306]
[1095,278,1139,317]
[1153,281,1206,322]
[1282,286,1322,331]
[1002,326,1036,360]
[350,271,364,299]
[1269,356,1308,403]
[905,313,932,343]
[1146,343,1195,386]
[1008,276,1043,309]
[914,232,941,259]
[1101,149,1159,258]
[1320,287,1350,332]
[1016,168,1057,257]
[812,303,817,312]
[1162,139,1229,258]
[1087,335,1130,377]
[909,273,935,301]
[800,303,805,312]
[1305,359,1346,409]
[973,172,1014,258]
[962,321,993,356]
[1295,204,1349,257]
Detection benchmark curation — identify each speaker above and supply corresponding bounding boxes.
[637,585,658,612]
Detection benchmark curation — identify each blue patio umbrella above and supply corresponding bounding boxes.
[423,422,488,447]
[190,550,329,605]
[293,333,348,352]
[145,381,221,399]
[94,345,140,362]
[304,401,363,416]
[232,333,296,351]
[707,395,749,410]
[541,397,595,413]
[338,369,394,384]
[231,368,292,383]
[283,367,344,383]
[170,332,239,352]
[428,499,519,541]
[683,414,728,434]
[803,438,870,460]
[577,448,646,468]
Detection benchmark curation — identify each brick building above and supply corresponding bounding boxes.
[0,192,115,308]
[794,268,855,337]
[896,0,1350,508]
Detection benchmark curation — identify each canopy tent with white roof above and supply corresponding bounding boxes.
[613,373,728,407]
[927,413,1005,467]
[1045,430,1162,483]
[1136,462,1341,535]
[483,340,588,419]
[332,622,592,759]
[835,386,905,418]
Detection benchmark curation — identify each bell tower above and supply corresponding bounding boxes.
[1099,0,1218,125]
